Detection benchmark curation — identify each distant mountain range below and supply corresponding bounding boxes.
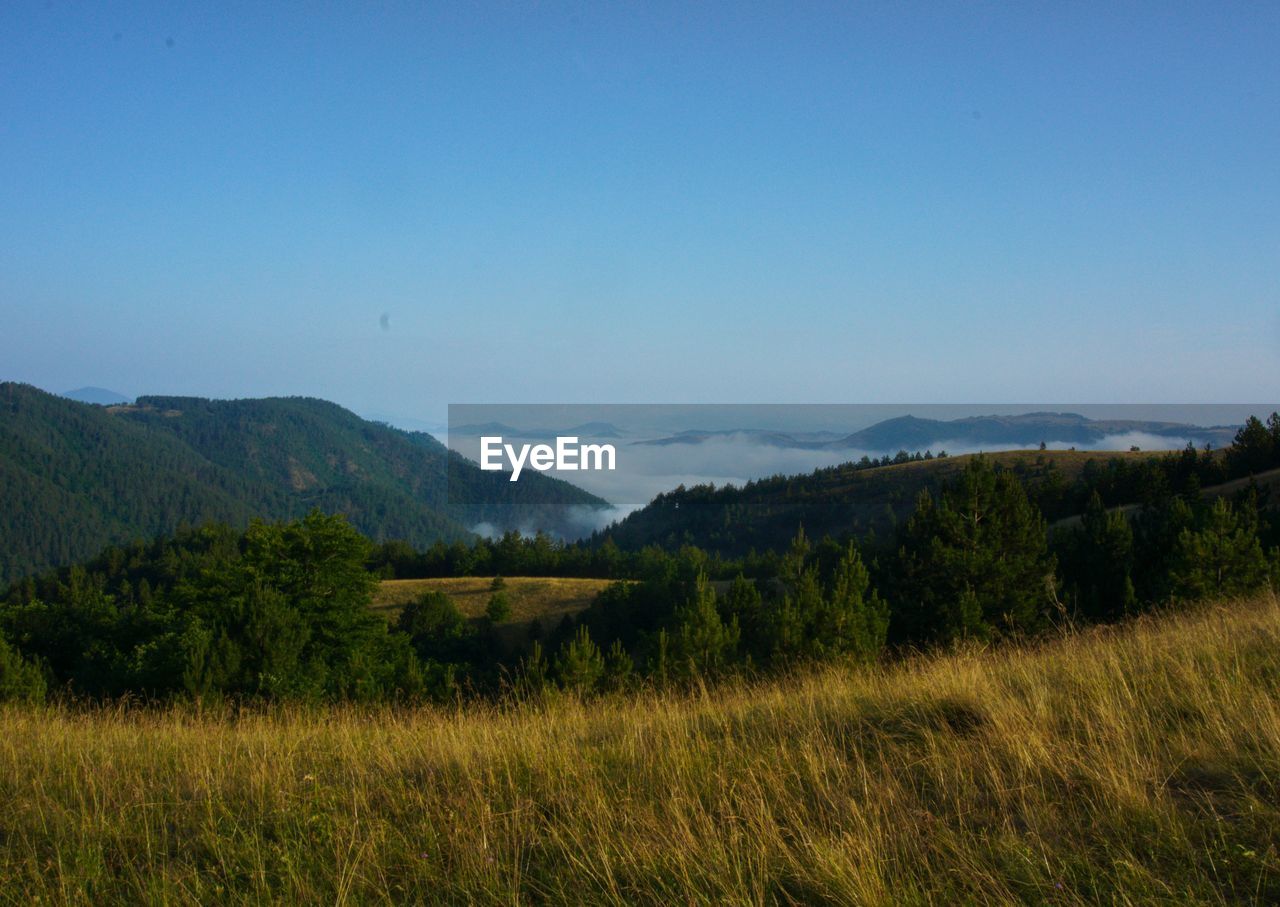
[62,386,131,405]
[451,421,625,440]
[634,412,1238,451]
[0,384,609,587]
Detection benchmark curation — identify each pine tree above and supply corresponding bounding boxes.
[1067,491,1138,620]
[671,571,739,677]
[603,639,633,691]
[485,591,512,623]
[1171,497,1268,600]
[555,624,604,693]
[819,542,888,661]
[892,457,1053,643]
[722,575,764,659]
[518,641,549,697]
[1228,416,1276,476]
[0,634,46,703]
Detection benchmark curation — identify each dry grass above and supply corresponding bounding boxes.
[372,576,615,624]
[2,594,1279,904]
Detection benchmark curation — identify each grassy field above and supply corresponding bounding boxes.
[2,594,1279,904]
[372,576,617,652]
[372,576,614,621]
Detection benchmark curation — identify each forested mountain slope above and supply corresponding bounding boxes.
[0,383,607,585]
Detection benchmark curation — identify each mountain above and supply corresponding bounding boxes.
[635,412,1236,452]
[62,386,131,405]
[595,449,1160,557]
[0,383,609,586]
[834,412,1236,450]
[452,421,624,439]
[635,429,840,448]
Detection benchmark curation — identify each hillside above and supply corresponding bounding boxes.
[600,448,1156,556]
[373,575,616,650]
[0,383,609,586]
[2,593,1276,902]
[638,411,1237,451]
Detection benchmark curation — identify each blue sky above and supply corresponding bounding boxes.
[2,2,1277,421]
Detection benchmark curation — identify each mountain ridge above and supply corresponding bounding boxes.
[0,383,608,586]
[632,412,1236,451]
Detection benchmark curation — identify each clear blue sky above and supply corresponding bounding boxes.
[2,2,1277,421]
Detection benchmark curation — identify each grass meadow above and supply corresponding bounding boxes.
[2,593,1278,904]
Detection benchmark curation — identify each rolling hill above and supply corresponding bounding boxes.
[0,383,609,586]
[62,386,131,405]
[597,449,1161,556]
[635,411,1237,451]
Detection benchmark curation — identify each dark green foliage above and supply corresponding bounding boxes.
[0,634,46,703]
[722,575,765,658]
[397,591,470,664]
[3,410,1277,704]
[1170,498,1270,601]
[763,529,825,661]
[1228,416,1277,476]
[1059,492,1138,620]
[670,572,739,678]
[755,530,887,663]
[591,414,1280,561]
[0,383,607,587]
[594,451,955,558]
[0,511,434,702]
[891,457,1054,643]
[555,625,605,693]
[485,591,512,623]
[516,641,550,696]
[822,542,890,661]
[602,639,634,691]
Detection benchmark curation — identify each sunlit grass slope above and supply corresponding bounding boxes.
[2,594,1278,904]
[373,575,614,624]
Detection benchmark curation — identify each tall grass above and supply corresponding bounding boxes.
[2,594,1278,905]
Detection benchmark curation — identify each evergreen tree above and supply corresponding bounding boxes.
[758,527,819,661]
[670,571,739,678]
[396,590,469,663]
[1170,498,1269,600]
[1063,491,1138,620]
[1228,415,1276,476]
[603,639,634,691]
[721,575,764,660]
[555,624,604,693]
[517,641,549,697]
[891,457,1053,643]
[485,591,512,623]
[818,542,889,661]
[0,634,45,703]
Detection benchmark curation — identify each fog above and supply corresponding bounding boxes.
[461,430,1214,538]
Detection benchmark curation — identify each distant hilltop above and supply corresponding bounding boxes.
[0,383,610,587]
[62,386,131,405]
[635,412,1239,452]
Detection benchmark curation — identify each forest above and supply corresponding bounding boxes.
[0,382,606,586]
[3,414,1278,705]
